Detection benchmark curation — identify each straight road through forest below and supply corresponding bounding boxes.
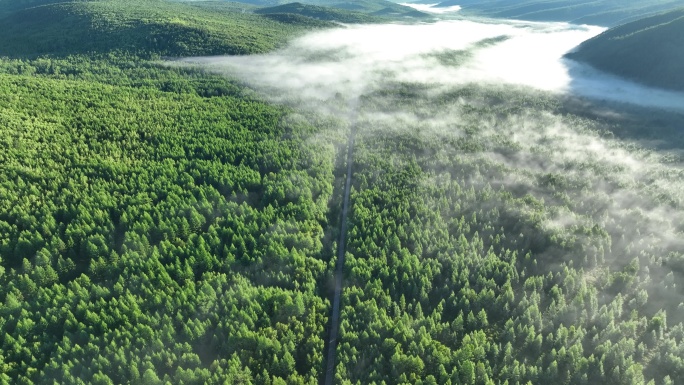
[324,105,357,385]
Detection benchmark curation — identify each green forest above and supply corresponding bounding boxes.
[436,0,683,26]
[0,1,347,384]
[332,84,684,385]
[1,0,684,384]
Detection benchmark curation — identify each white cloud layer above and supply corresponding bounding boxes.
[183,19,684,112]
[400,3,462,14]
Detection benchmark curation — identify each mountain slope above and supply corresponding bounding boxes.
[255,2,379,23]
[0,0,319,58]
[235,0,428,18]
[0,0,88,17]
[566,8,684,92]
[328,0,428,17]
[433,0,683,26]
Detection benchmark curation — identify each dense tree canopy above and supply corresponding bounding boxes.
[332,85,684,385]
[1,1,684,384]
[0,55,347,383]
[0,2,347,380]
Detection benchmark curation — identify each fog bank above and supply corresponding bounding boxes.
[183,19,684,111]
[400,3,462,14]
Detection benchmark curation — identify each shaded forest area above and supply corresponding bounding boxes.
[567,7,684,93]
[434,0,683,26]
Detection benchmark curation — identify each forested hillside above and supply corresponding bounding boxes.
[236,0,428,18]
[255,3,378,24]
[0,0,347,383]
[566,8,684,92]
[430,0,683,26]
[0,0,86,18]
[0,0,335,58]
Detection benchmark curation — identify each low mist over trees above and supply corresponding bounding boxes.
[1,0,684,384]
[332,84,684,385]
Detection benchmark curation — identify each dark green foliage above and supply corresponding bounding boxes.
[328,0,428,18]
[236,0,429,19]
[260,12,337,27]
[566,8,684,92]
[255,2,380,23]
[0,0,321,59]
[0,0,92,18]
[437,0,683,26]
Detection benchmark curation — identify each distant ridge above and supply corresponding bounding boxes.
[237,0,429,19]
[566,7,684,92]
[432,0,684,26]
[255,2,379,23]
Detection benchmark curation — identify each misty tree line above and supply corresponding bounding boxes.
[331,84,684,385]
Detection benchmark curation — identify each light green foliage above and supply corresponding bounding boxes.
[0,7,341,378]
